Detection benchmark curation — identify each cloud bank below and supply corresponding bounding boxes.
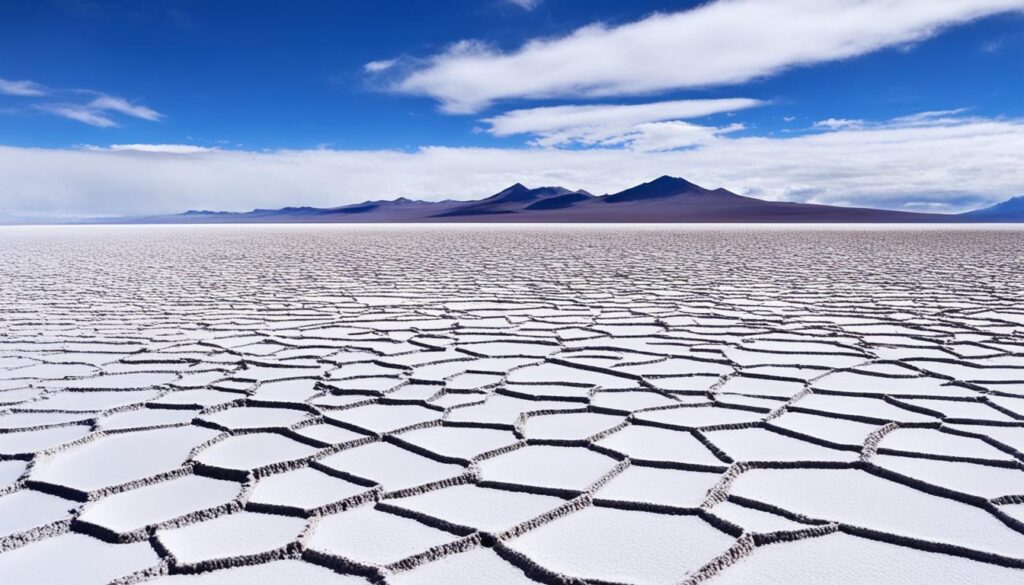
[2,113,1021,222]
[389,0,1024,112]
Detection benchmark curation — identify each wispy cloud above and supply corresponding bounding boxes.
[389,0,1024,113]
[814,109,973,132]
[87,144,215,154]
[1,75,161,127]
[506,0,542,11]
[486,98,762,136]
[1,111,1021,222]
[0,77,48,97]
[364,59,398,73]
[87,96,163,121]
[35,104,118,128]
[484,98,763,150]
[34,94,163,127]
[888,108,972,126]
[813,118,865,130]
[982,38,1006,52]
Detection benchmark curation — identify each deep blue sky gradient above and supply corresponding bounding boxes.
[1,0,1021,150]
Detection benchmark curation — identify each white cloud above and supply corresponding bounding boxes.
[815,109,976,132]
[34,95,163,127]
[87,96,163,121]
[888,108,971,126]
[392,0,1024,112]
[364,59,398,73]
[0,77,47,97]
[506,0,542,10]
[1,113,1021,222]
[35,104,118,128]
[1,76,162,125]
[101,144,216,154]
[982,38,1005,52]
[484,98,763,149]
[606,121,746,151]
[814,118,865,130]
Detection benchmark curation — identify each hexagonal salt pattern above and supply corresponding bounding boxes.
[0,225,1022,583]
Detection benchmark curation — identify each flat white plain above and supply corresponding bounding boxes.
[0,224,1022,584]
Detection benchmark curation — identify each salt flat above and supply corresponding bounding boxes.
[0,224,1023,584]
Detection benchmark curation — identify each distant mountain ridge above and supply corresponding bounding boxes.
[959,196,1024,221]
[103,176,1023,224]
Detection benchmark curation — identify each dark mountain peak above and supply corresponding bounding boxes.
[487,183,531,199]
[485,183,576,202]
[653,174,696,185]
[434,183,578,217]
[603,175,710,203]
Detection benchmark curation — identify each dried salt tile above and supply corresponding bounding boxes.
[79,474,240,533]
[596,465,721,508]
[249,467,370,511]
[506,506,735,584]
[478,445,616,492]
[596,424,723,466]
[386,484,563,533]
[878,428,1015,461]
[32,426,219,492]
[0,424,91,454]
[200,406,309,430]
[705,428,857,463]
[308,506,457,565]
[319,441,464,491]
[326,403,440,433]
[388,547,538,585]
[397,425,518,460]
[194,432,317,472]
[730,468,1024,557]
[522,412,622,440]
[706,531,1024,585]
[156,511,305,565]
[0,490,79,538]
[0,533,159,584]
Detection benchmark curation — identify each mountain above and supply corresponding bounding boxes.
[524,191,596,210]
[432,184,582,216]
[517,176,952,223]
[602,175,708,203]
[137,197,464,223]
[958,196,1024,221]
[101,176,1021,224]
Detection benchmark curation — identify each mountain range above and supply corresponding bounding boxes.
[105,176,1024,224]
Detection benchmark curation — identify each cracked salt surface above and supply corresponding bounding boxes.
[0,224,1023,584]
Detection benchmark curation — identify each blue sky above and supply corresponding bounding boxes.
[0,0,1022,220]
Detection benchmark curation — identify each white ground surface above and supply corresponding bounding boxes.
[0,224,1023,584]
